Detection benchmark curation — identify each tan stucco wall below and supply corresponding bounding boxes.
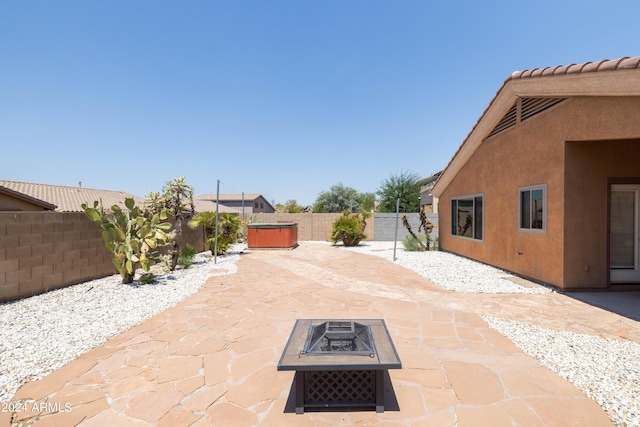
[0,194,48,211]
[439,96,640,289]
[564,138,640,288]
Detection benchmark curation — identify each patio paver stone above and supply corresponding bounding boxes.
[7,242,638,426]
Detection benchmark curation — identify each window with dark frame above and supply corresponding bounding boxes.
[519,185,546,231]
[451,195,483,240]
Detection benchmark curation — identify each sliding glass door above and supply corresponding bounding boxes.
[610,185,640,283]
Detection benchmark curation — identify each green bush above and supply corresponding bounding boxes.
[138,273,156,284]
[177,244,197,269]
[402,233,438,251]
[331,211,368,246]
[402,234,426,251]
[188,212,245,256]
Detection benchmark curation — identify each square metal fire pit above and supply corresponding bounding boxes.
[277,319,401,413]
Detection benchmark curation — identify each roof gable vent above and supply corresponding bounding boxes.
[487,97,567,138]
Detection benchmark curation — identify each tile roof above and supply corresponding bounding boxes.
[0,180,144,212]
[507,56,640,81]
[431,55,640,197]
[195,193,263,201]
[192,199,241,214]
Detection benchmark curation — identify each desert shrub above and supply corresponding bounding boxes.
[177,244,197,269]
[402,234,427,251]
[138,273,156,284]
[331,211,368,246]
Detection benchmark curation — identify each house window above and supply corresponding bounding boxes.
[519,184,546,231]
[451,194,483,240]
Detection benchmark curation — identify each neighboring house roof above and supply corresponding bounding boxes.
[431,56,640,197]
[0,185,57,210]
[196,193,263,202]
[0,180,144,212]
[420,171,443,193]
[192,199,241,214]
[195,193,275,211]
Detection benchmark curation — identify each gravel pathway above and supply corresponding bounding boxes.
[2,241,638,426]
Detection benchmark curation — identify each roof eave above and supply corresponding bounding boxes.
[431,68,640,198]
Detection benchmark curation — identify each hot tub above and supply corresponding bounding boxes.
[247,223,298,249]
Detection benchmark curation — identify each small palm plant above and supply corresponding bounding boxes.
[189,212,245,255]
[330,210,369,246]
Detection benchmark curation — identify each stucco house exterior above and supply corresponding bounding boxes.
[430,56,640,291]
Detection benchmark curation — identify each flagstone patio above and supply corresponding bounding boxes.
[6,242,640,426]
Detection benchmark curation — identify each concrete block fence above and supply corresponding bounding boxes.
[1,211,438,303]
[0,212,206,303]
[373,213,439,242]
[0,212,114,303]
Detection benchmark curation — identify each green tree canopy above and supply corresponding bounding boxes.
[275,199,305,213]
[313,183,361,213]
[376,170,423,213]
[358,192,376,212]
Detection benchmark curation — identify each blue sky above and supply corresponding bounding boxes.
[2,1,639,206]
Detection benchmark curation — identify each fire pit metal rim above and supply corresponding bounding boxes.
[277,318,402,372]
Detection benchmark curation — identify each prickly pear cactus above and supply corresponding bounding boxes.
[82,198,174,284]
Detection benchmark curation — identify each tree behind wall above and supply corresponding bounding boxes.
[275,199,305,213]
[313,183,362,213]
[376,170,423,213]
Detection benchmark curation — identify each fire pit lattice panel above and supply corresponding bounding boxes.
[305,370,376,405]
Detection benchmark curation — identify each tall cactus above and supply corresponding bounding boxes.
[82,198,174,284]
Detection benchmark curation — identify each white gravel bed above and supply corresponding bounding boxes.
[483,316,640,427]
[0,247,243,403]
[341,241,551,294]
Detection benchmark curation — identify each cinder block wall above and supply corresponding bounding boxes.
[249,212,440,242]
[0,212,207,303]
[0,212,114,303]
[0,210,440,303]
[373,213,439,242]
[248,213,375,241]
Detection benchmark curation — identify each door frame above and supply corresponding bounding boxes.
[608,178,640,285]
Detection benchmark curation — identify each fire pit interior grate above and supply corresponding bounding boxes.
[302,321,376,356]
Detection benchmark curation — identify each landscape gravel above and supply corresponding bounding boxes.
[0,247,242,403]
[2,240,638,427]
[342,241,552,294]
[483,316,640,427]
